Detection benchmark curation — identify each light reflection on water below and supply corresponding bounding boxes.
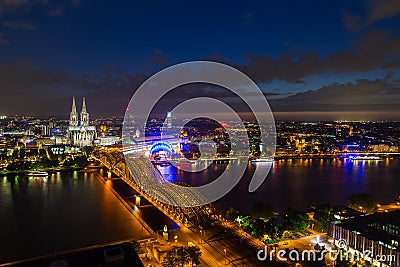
[156,158,400,212]
[0,171,148,264]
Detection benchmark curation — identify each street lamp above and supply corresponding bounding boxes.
[224,249,227,265]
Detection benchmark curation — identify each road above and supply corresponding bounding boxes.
[96,157,285,266]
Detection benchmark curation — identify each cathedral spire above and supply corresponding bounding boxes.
[72,97,77,113]
[80,97,89,126]
[82,97,87,113]
[69,97,78,126]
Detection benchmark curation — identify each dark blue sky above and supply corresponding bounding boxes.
[1,0,400,120]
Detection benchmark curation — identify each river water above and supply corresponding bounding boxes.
[1,158,399,263]
[158,158,400,212]
[0,171,150,264]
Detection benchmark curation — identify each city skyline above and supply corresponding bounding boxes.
[1,2,400,265]
[0,0,399,120]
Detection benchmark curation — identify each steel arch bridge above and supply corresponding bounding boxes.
[93,148,217,229]
[149,141,173,155]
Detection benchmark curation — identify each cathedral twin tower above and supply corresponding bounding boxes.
[68,97,96,147]
[69,97,89,127]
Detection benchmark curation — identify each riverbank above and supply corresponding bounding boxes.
[95,170,160,237]
[274,154,400,159]
[0,167,84,176]
[0,171,151,265]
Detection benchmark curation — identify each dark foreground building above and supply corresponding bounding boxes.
[328,210,400,267]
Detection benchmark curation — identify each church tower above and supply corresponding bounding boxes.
[69,97,78,126]
[80,97,89,126]
[67,96,96,147]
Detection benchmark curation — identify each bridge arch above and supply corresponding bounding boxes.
[149,141,173,155]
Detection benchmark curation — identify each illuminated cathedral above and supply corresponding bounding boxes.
[67,97,96,147]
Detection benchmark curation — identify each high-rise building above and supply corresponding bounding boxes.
[167,111,172,128]
[67,97,96,147]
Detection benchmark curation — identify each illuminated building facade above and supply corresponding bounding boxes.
[328,211,400,266]
[67,97,96,147]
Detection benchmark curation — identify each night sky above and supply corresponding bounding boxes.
[0,0,400,120]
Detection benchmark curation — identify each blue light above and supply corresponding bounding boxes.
[346,144,359,148]
[150,141,173,154]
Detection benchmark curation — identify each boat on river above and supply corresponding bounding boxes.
[26,170,49,176]
[348,155,381,161]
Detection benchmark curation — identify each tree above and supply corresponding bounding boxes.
[75,155,89,168]
[162,247,192,267]
[39,156,52,168]
[176,246,190,267]
[309,250,327,266]
[50,159,59,168]
[226,207,241,222]
[82,146,94,156]
[131,240,143,254]
[265,218,284,241]
[251,218,267,238]
[348,193,377,213]
[250,202,273,221]
[314,204,334,228]
[236,215,251,231]
[335,250,352,267]
[162,249,180,267]
[285,210,310,232]
[186,246,201,267]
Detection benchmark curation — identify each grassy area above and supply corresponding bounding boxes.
[310,219,325,232]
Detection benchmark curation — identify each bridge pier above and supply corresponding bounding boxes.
[135,196,141,207]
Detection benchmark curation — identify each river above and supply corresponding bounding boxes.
[1,158,399,263]
[158,158,400,212]
[0,171,150,264]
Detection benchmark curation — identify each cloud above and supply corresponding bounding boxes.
[0,33,11,45]
[0,59,399,119]
[366,0,400,25]
[342,0,400,31]
[152,55,168,66]
[0,0,47,14]
[0,61,146,116]
[48,7,63,16]
[3,21,35,30]
[238,29,400,84]
[269,79,400,112]
[153,48,163,55]
[0,0,29,7]
[342,13,362,32]
[71,0,80,7]
[0,0,75,16]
